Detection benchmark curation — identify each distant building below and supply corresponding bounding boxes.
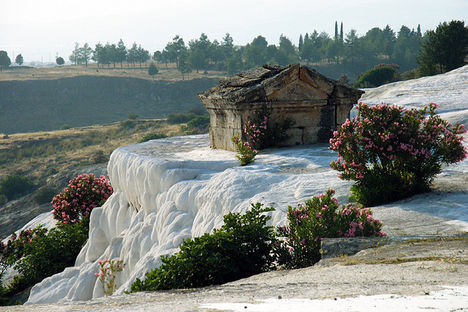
[198,64,364,151]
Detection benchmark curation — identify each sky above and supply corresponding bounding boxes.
[1,0,467,63]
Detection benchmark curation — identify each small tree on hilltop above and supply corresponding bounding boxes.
[56,56,65,65]
[148,62,159,79]
[0,51,11,71]
[178,52,192,80]
[330,102,467,206]
[79,43,93,67]
[15,54,23,66]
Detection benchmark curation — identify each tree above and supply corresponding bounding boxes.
[69,42,80,65]
[153,51,162,63]
[221,33,235,61]
[340,22,344,43]
[226,52,243,75]
[277,35,298,65]
[56,56,65,65]
[15,54,23,65]
[188,33,211,72]
[325,40,339,63]
[301,31,321,63]
[79,43,93,67]
[418,20,468,76]
[381,25,396,57]
[0,51,11,71]
[392,26,421,71]
[244,36,269,67]
[148,62,159,79]
[178,51,192,80]
[116,39,127,67]
[136,45,150,67]
[344,30,359,66]
[334,21,339,41]
[93,43,107,68]
[298,34,304,52]
[127,43,139,66]
[164,35,187,68]
[210,39,224,67]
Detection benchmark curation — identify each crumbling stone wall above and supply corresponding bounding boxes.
[199,64,363,151]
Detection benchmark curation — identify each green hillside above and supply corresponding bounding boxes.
[0,76,218,134]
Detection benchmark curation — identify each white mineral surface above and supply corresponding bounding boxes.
[202,286,468,312]
[15,66,468,309]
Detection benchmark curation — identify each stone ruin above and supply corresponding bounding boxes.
[198,64,364,151]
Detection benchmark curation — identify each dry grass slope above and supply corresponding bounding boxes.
[0,119,182,184]
[0,63,226,82]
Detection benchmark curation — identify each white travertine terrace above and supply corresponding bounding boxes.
[26,66,468,304]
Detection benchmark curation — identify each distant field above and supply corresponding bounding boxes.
[0,63,226,82]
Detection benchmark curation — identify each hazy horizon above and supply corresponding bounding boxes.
[1,0,467,63]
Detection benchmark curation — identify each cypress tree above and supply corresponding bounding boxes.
[340,22,344,43]
[335,21,339,41]
[299,34,304,52]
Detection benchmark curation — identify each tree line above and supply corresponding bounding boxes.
[68,40,150,68]
[1,20,466,81]
[150,20,466,79]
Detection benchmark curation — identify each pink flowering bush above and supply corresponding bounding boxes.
[330,102,467,206]
[243,104,293,149]
[276,189,385,268]
[232,135,257,166]
[0,227,47,270]
[95,259,125,296]
[52,173,113,226]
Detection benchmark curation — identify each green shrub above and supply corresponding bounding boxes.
[401,68,420,80]
[89,150,108,164]
[0,175,34,201]
[167,112,196,124]
[45,167,58,176]
[17,223,87,286]
[232,136,257,166]
[138,132,167,143]
[183,115,210,133]
[276,189,385,269]
[353,64,400,88]
[60,124,71,130]
[127,114,139,120]
[130,203,277,292]
[33,186,57,205]
[120,120,136,130]
[330,103,467,206]
[187,106,207,116]
[0,277,7,305]
[0,223,88,295]
[0,194,7,206]
[0,227,48,269]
